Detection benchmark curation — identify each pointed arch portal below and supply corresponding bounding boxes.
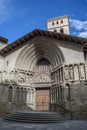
[15,37,65,71]
[15,37,65,110]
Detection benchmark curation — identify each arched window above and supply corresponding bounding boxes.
[54,29,57,32]
[8,86,12,102]
[56,21,59,24]
[60,28,64,34]
[52,22,54,26]
[61,20,63,23]
[84,51,87,62]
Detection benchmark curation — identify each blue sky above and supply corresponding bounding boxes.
[0,0,87,43]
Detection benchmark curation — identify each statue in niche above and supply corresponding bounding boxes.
[79,65,85,79]
[69,66,73,80]
[74,65,79,80]
[26,74,33,85]
[64,67,69,80]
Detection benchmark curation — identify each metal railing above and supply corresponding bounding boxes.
[51,103,73,120]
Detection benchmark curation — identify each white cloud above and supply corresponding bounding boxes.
[78,31,87,38]
[70,19,87,31]
[0,0,21,25]
[70,18,87,38]
[0,0,13,24]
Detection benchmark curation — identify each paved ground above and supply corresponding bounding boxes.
[0,119,87,130]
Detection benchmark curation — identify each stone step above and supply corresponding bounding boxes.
[4,118,62,123]
[4,117,65,121]
[3,111,67,123]
[7,113,63,118]
[5,116,62,120]
[8,112,61,116]
[5,116,64,120]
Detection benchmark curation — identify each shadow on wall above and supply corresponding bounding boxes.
[0,101,33,117]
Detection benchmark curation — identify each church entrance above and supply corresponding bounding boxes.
[33,58,51,111]
[36,88,50,110]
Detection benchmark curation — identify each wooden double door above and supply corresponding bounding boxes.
[36,88,50,111]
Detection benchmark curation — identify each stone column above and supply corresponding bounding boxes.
[12,87,16,103]
[51,87,53,104]
[26,89,29,104]
[62,86,67,102]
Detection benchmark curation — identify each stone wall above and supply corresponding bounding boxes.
[50,63,87,119]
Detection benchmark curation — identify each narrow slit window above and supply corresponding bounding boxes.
[52,22,54,26]
[60,28,64,34]
[61,20,63,23]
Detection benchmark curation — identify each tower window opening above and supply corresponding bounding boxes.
[61,20,63,23]
[56,21,59,24]
[52,22,54,26]
[54,29,57,32]
[60,28,64,34]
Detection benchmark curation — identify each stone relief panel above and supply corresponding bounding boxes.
[15,71,33,85]
[2,71,9,83]
[9,71,15,83]
[1,70,34,85]
[0,63,87,85]
[34,73,51,83]
[26,73,33,85]
[16,72,26,83]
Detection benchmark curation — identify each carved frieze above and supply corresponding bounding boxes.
[34,73,51,83]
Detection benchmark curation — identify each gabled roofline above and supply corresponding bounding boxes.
[0,36,8,43]
[0,29,87,56]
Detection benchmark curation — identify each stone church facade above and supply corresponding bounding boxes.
[0,16,87,116]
